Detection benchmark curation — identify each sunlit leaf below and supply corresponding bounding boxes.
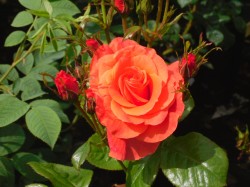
[71,141,90,169]
[86,133,128,170]
[25,184,48,187]
[124,26,141,39]
[177,0,198,8]
[43,0,53,16]
[16,52,34,75]
[30,99,70,124]
[11,11,33,27]
[20,76,45,101]
[4,31,26,47]
[29,162,93,187]
[0,94,30,127]
[19,0,43,10]
[25,106,61,149]
[0,64,19,81]
[50,0,80,17]
[180,93,195,121]
[29,64,58,82]
[161,132,228,187]
[126,150,160,187]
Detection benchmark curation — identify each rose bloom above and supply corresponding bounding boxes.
[88,37,184,160]
[54,70,79,100]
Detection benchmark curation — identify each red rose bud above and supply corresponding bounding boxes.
[114,0,127,13]
[54,70,79,100]
[86,39,100,52]
[85,89,96,114]
[180,53,197,80]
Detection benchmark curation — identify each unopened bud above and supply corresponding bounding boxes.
[86,39,100,52]
[136,0,153,15]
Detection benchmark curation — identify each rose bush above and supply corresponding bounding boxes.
[88,37,185,160]
[54,70,79,100]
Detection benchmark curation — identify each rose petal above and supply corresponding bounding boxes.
[107,130,160,160]
[103,110,148,139]
[109,87,136,107]
[111,100,143,124]
[137,92,184,143]
[122,73,162,116]
[109,38,139,51]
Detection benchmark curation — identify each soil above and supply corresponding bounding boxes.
[1,1,250,187]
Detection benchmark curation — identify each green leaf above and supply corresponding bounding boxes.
[11,11,33,27]
[126,151,160,187]
[43,0,53,16]
[20,76,45,101]
[206,29,224,46]
[25,184,48,187]
[0,124,25,156]
[43,36,67,52]
[33,50,65,65]
[161,132,229,187]
[30,99,70,124]
[159,13,183,36]
[25,183,48,187]
[40,29,48,54]
[48,27,58,51]
[0,157,15,187]
[29,162,93,187]
[71,141,90,170]
[86,133,128,170]
[145,20,156,32]
[0,64,19,81]
[233,16,246,33]
[110,25,123,35]
[25,106,61,149]
[124,26,141,39]
[180,94,195,121]
[177,0,198,8]
[29,64,58,82]
[19,0,43,10]
[27,9,49,18]
[16,52,34,75]
[50,0,80,17]
[12,152,45,181]
[0,94,30,127]
[4,31,26,47]
[30,19,48,40]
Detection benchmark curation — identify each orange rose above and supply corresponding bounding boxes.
[88,37,184,160]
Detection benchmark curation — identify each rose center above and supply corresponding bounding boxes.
[118,66,150,105]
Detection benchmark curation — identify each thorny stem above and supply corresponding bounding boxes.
[136,14,143,43]
[0,31,43,84]
[155,0,163,32]
[162,0,170,23]
[77,101,128,172]
[118,160,128,172]
[182,5,196,35]
[101,0,111,43]
[74,101,97,132]
[0,17,39,84]
[92,113,105,139]
[122,15,128,34]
